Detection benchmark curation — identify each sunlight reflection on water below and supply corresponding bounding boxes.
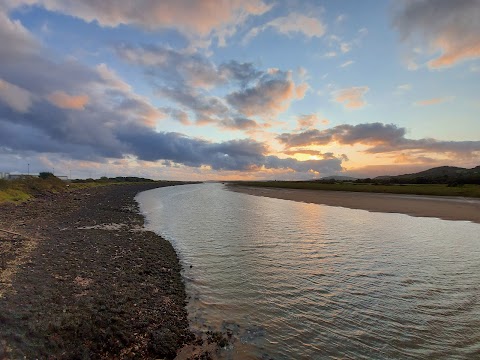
[137,183,480,359]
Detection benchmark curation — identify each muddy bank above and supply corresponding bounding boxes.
[229,185,480,224]
[0,183,193,359]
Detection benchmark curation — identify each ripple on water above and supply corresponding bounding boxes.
[137,184,480,359]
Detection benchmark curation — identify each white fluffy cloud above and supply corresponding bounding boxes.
[244,12,326,43]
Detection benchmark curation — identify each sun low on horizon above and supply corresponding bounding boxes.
[0,0,479,180]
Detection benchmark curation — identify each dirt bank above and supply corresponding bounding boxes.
[229,185,480,224]
[0,183,193,359]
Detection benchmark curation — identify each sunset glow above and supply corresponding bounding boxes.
[0,1,479,180]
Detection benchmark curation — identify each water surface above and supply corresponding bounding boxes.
[137,183,480,359]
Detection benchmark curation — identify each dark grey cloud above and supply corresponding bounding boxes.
[116,124,342,172]
[219,117,259,130]
[278,123,406,147]
[392,0,480,68]
[278,122,480,157]
[218,61,263,87]
[116,43,306,124]
[160,107,191,125]
[226,70,304,116]
[157,86,229,124]
[116,44,263,89]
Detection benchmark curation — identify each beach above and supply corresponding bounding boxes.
[229,185,480,224]
[0,184,192,359]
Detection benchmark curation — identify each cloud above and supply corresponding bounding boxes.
[278,123,405,148]
[340,42,351,53]
[332,86,369,109]
[226,70,307,117]
[296,114,328,130]
[114,124,343,173]
[323,51,337,58]
[47,91,89,110]
[4,0,272,47]
[116,44,225,88]
[244,12,326,43]
[0,78,32,112]
[0,10,343,176]
[157,86,229,124]
[0,11,38,60]
[395,83,412,95]
[161,107,191,126]
[277,122,480,159]
[116,43,309,126]
[339,60,354,68]
[414,96,453,106]
[283,149,339,160]
[219,117,259,130]
[393,0,480,68]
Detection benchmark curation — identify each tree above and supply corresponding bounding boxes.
[39,172,55,179]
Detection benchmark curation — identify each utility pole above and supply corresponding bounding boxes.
[27,163,30,176]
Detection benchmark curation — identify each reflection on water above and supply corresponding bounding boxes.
[137,183,480,359]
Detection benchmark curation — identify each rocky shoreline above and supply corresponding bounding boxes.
[0,183,193,359]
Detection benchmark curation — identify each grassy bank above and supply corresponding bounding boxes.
[232,181,480,198]
[0,176,188,203]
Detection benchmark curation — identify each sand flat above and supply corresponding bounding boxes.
[230,186,480,224]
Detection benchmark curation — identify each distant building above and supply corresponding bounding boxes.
[7,174,36,180]
[0,172,10,179]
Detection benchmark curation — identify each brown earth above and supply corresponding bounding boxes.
[0,183,194,359]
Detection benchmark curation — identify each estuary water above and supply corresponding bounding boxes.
[136,183,480,359]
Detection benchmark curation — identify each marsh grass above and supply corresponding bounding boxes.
[234,181,480,198]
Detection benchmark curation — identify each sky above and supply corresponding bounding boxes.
[0,0,479,180]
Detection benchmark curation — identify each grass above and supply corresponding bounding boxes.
[233,181,480,198]
[0,177,184,204]
[0,177,66,203]
[0,189,32,202]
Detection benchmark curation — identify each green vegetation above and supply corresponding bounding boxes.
[0,176,189,203]
[233,181,480,198]
[0,176,66,203]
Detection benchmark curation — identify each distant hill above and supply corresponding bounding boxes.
[373,166,480,184]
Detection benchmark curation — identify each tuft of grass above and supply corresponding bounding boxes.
[0,189,32,203]
[232,181,480,198]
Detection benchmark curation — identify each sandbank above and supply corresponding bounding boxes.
[229,185,480,224]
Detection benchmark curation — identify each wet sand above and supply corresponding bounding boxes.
[0,184,193,359]
[229,185,480,224]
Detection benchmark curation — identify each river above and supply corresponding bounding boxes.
[136,183,480,359]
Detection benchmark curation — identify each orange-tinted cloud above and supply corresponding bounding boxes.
[333,86,369,109]
[47,91,89,110]
[0,78,32,113]
[414,96,453,106]
[393,0,480,69]
[6,0,272,47]
[296,114,329,130]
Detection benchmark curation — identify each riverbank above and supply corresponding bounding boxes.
[0,183,193,359]
[229,185,480,224]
